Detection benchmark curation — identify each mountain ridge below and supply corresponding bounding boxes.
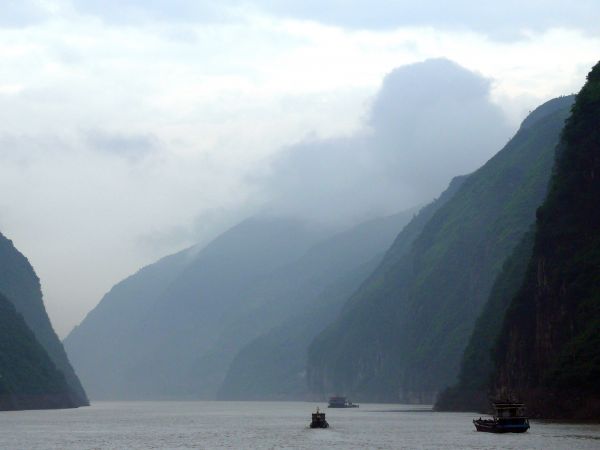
[306,94,574,403]
[0,232,88,407]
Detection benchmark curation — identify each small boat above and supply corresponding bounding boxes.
[328,396,359,408]
[473,402,530,433]
[310,407,329,428]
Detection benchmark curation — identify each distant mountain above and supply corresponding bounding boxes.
[492,63,600,419]
[0,293,76,410]
[0,232,88,407]
[65,216,330,399]
[306,95,574,403]
[217,209,425,400]
[65,209,421,401]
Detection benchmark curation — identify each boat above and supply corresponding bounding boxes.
[310,407,329,428]
[473,402,530,433]
[328,396,359,408]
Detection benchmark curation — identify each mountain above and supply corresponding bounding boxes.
[492,62,600,419]
[65,210,420,401]
[65,216,330,399]
[435,95,578,412]
[217,207,430,400]
[306,95,575,403]
[0,293,77,410]
[434,230,535,411]
[0,232,88,407]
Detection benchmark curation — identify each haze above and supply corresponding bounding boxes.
[0,0,598,336]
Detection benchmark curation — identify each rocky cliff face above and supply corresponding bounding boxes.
[493,62,600,419]
[0,232,88,407]
[307,96,571,403]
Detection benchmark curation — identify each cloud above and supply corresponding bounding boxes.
[67,0,600,40]
[134,206,252,257]
[85,130,159,161]
[260,58,512,225]
[0,1,49,28]
[0,2,596,338]
[71,0,239,24]
[251,0,600,39]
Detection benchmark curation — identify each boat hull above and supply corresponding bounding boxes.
[310,411,329,428]
[473,420,529,433]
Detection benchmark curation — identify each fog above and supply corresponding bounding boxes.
[261,59,510,225]
[0,1,597,336]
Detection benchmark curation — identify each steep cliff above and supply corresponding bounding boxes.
[0,232,88,406]
[307,96,573,403]
[434,230,535,411]
[217,207,432,400]
[493,62,600,419]
[0,293,77,411]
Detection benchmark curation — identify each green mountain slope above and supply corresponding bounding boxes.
[307,95,574,403]
[0,232,88,406]
[219,179,462,400]
[0,292,76,411]
[435,230,535,411]
[493,62,600,419]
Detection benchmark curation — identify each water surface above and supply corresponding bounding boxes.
[1,401,598,449]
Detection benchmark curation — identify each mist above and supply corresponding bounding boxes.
[2,0,600,443]
[0,1,596,337]
[260,58,511,226]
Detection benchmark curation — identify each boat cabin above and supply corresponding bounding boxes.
[328,396,359,408]
[493,402,527,418]
[310,407,329,429]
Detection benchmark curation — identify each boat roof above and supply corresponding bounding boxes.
[493,402,525,408]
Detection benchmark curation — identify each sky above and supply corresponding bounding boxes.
[0,0,598,336]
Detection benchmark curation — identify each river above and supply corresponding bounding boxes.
[1,401,598,449]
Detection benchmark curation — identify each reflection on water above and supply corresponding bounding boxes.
[0,401,598,449]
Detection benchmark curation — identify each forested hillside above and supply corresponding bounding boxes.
[0,293,76,411]
[434,230,535,411]
[217,198,462,400]
[0,232,88,407]
[307,95,574,403]
[493,62,600,419]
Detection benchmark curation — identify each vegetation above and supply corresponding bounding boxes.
[0,293,76,410]
[434,230,534,411]
[492,62,600,419]
[0,232,88,407]
[307,96,574,402]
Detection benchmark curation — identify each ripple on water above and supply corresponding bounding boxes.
[0,402,599,450]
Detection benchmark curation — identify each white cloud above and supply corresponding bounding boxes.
[260,59,511,225]
[0,3,597,336]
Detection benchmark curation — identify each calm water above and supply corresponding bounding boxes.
[1,401,599,449]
